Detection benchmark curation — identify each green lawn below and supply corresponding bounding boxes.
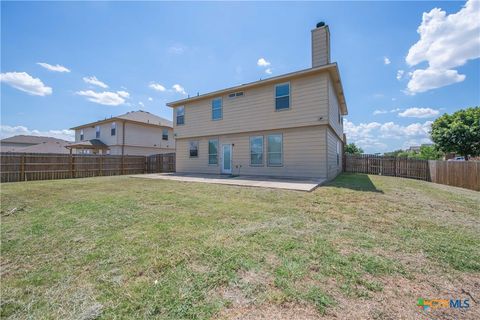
[1,174,479,319]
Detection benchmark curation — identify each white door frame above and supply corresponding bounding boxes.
[221,144,232,174]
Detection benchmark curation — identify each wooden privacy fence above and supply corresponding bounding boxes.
[428,160,480,191]
[146,153,175,173]
[0,152,175,183]
[344,154,479,191]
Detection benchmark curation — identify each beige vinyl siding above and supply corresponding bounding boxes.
[174,73,329,139]
[122,123,174,150]
[328,77,343,139]
[311,27,330,67]
[109,145,173,156]
[75,121,175,156]
[176,126,327,178]
[327,127,342,179]
[75,121,119,145]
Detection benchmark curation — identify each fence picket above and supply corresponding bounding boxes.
[344,154,479,191]
[1,152,175,183]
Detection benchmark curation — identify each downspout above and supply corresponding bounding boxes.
[122,121,126,156]
[121,121,126,174]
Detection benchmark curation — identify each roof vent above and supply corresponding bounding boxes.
[316,21,326,28]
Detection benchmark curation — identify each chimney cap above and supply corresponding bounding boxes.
[316,21,326,28]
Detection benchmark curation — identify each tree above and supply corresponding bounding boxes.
[418,145,443,160]
[384,145,443,160]
[384,149,404,157]
[431,107,480,160]
[345,143,364,154]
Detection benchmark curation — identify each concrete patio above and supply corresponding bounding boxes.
[130,173,325,191]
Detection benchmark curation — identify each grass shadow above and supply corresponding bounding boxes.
[326,173,383,193]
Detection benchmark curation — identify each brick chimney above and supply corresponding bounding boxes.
[311,22,330,67]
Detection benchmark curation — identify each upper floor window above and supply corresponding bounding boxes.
[176,106,185,125]
[95,125,100,139]
[208,139,218,165]
[80,129,84,141]
[162,128,169,141]
[267,134,283,166]
[228,91,244,99]
[189,141,199,158]
[212,98,222,120]
[111,122,116,136]
[275,83,290,111]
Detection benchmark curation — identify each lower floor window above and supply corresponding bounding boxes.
[208,139,218,164]
[189,141,199,157]
[250,136,264,165]
[267,134,283,166]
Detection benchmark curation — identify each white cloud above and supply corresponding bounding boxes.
[373,108,402,115]
[396,70,405,80]
[0,72,52,96]
[344,119,433,152]
[406,68,465,94]
[0,125,74,141]
[148,97,153,101]
[168,44,187,54]
[265,68,273,75]
[117,91,129,98]
[139,101,145,107]
[149,83,166,92]
[76,90,129,106]
[83,76,109,89]
[398,107,440,118]
[383,57,391,65]
[405,0,480,94]
[172,84,187,95]
[37,62,70,73]
[257,58,271,67]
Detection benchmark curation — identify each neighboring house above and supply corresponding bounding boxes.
[0,135,71,154]
[70,110,174,156]
[407,143,434,152]
[166,22,348,179]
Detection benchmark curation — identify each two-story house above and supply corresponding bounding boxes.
[70,110,174,156]
[167,22,348,179]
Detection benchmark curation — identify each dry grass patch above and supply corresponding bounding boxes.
[1,173,479,319]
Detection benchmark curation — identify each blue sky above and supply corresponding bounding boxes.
[1,1,479,153]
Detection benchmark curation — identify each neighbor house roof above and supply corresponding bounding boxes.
[0,135,68,145]
[1,141,72,154]
[166,63,348,115]
[66,139,109,149]
[70,110,173,130]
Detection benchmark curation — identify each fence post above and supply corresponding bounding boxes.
[100,155,103,176]
[70,154,75,178]
[20,154,26,182]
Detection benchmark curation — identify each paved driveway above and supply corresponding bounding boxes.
[130,173,325,191]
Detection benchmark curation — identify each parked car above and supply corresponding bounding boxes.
[448,156,465,161]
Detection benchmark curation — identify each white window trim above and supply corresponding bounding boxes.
[208,139,219,165]
[211,97,223,121]
[162,128,169,141]
[95,125,100,139]
[189,140,199,158]
[249,136,264,167]
[111,122,116,136]
[267,133,283,167]
[274,82,291,111]
[176,106,185,126]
